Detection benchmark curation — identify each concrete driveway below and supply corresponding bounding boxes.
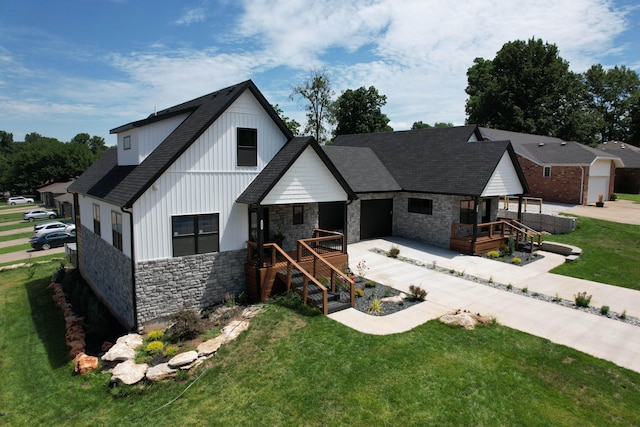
[562,199,640,225]
[330,237,640,374]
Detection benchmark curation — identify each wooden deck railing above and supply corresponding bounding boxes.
[247,241,330,314]
[501,195,543,213]
[451,219,542,254]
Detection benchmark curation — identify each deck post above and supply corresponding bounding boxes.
[255,205,264,300]
[471,196,479,254]
[517,195,523,222]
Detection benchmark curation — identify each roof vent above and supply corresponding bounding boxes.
[560,141,566,146]
[621,144,626,149]
[538,142,544,147]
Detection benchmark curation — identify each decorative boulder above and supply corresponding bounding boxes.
[168,350,198,368]
[146,363,177,381]
[116,333,143,347]
[73,353,99,375]
[197,336,225,357]
[242,306,263,319]
[111,360,148,385]
[102,343,135,362]
[439,310,493,330]
[381,293,407,303]
[221,320,249,342]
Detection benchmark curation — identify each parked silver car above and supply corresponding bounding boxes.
[23,209,57,222]
[8,196,34,205]
[33,221,75,236]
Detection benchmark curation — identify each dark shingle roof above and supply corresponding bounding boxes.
[69,80,293,207]
[598,142,639,168]
[480,127,622,166]
[236,137,356,204]
[323,146,401,193]
[332,126,527,196]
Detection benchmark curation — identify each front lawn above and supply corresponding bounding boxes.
[2,264,640,426]
[617,193,640,204]
[545,216,640,290]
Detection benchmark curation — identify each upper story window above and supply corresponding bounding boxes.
[408,198,433,215]
[237,128,257,166]
[543,166,551,177]
[123,135,131,150]
[172,213,219,257]
[111,211,123,251]
[93,203,101,236]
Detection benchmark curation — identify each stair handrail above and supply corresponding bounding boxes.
[297,239,355,308]
[501,219,542,244]
[250,241,330,314]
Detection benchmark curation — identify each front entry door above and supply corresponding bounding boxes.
[319,202,345,232]
[360,199,393,240]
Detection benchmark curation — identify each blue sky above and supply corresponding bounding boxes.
[1,0,639,146]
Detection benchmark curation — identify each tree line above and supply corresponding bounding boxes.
[0,131,108,196]
[291,39,640,147]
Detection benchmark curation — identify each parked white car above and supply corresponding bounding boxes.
[33,221,75,236]
[23,209,57,221]
[8,196,34,205]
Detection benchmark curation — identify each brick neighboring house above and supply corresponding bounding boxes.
[598,141,640,194]
[480,128,623,205]
[36,180,75,217]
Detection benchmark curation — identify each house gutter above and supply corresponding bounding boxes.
[121,206,138,332]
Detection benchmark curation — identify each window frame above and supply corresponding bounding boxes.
[92,203,101,236]
[111,211,123,251]
[543,166,551,177]
[172,213,220,257]
[237,128,257,166]
[408,198,433,215]
[292,205,304,225]
[460,200,476,224]
[123,135,131,150]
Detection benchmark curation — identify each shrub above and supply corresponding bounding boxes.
[574,291,592,308]
[522,287,528,293]
[225,292,235,307]
[367,299,384,315]
[507,236,516,255]
[457,270,465,277]
[554,292,562,302]
[354,288,364,298]
[148,330,164,341]
[610,193,617,201]
[167,308,204,342]
[163,345,179,358]
[356,260,369,278]
[488,276,493,283]
[364,280,377,288]
[506,284,513,290]
[317,276,330,286]
[511,257,522,265]
[236,291,248,305]
[145,340,164,355]
[387,245,400,258]
[487,251,500,259]
[600,305,610,316]
[620,309,627,320]
[409,285,427,301]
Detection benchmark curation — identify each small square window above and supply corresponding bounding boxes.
[293,205,304,225]
[123,135,131,150]
[543,166,551,177]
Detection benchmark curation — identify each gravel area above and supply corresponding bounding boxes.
[347,277,423,316]
[370,248,640,328]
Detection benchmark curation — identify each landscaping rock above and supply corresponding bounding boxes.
[73,353,99,375]
[101,342,136,362]
[242,306,263,319]
[197,336,225,357]
[168,350,198,368]
[146,363,176,381]
[439,310,493,330]
[221,319,249,342]
[116,333,143,347]
[111,360,148,385]
[380,293,407,303]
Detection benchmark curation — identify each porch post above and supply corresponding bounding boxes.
[517,195,523,222]
[255,205,264,299]
[471,196,480,254]
[342,201,348,254]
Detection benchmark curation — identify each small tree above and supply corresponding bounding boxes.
[290,68,334,144]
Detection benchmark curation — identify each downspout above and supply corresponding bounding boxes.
[579,166,585,205]
[121,206,138,332]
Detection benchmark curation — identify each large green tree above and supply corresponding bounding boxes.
[290,68,334,144]
[465,38,593,144]
[332,86,392,137]
[411,121,454,130]
[70,132,108,155]
[584,64,640,142]
[272,104,301,136]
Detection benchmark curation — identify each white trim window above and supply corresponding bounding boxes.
[123,135,131,150]
[172,213,219,257]
[543,166,551,177]
[111,211,123,251]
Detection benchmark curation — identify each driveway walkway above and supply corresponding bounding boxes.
[330,237,640,374]
[501,198,640,225]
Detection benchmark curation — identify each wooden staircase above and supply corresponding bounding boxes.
[276,268,351,314]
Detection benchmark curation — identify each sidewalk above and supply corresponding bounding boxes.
[329,237,640,373]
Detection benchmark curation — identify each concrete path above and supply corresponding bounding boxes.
[329,237,640,374]
[0,237,30,249]
[0,246,65,264]
[501,198,640,225]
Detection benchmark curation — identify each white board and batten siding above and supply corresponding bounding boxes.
[586,158,613,203]
[261,146,348,205]
[117,113,189,166]
[132,90,288,262]
[77,196,133,258]
[481,152,524,197]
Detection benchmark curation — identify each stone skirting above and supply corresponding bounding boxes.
[134,249,246,328]
[498,209,577,234]
[79,225,135,329]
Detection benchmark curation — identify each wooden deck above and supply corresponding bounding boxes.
[450,220,542,255]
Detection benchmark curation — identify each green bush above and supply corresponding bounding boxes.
[163,345,179,358]
[511,257,522,265]
[354,288,364,298]
[574,291,592,308]
[167,308,204,342]
[600,305,610,315]
[148,330,164,341]
[367,299,384,315]
[487,251,500,259]
[365,280,377,288]
[408,285,427,301]
[146,340,164,354]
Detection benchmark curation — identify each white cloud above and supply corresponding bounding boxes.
[175,6,207,26]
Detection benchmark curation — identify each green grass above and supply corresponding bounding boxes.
[546,216,640,290]
[0,211,29,222]
[2,267,640,426]
[0,232,33,243]
[0,243,32,255]
[0,253,66,268]
[0,222,35,233]
[616,193,640,203]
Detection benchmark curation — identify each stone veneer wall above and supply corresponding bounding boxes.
[394,193,469,248]
[267,203,319,252]
[79,225,135,329]
[498,209,577,234]
[347,192,475,249]
[134,249,246,327]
